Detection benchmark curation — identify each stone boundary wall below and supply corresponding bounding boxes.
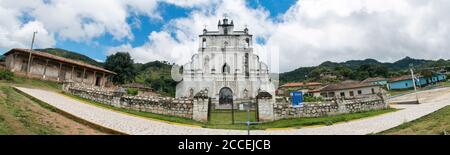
[65,84,194,119]
[271,95,388,121]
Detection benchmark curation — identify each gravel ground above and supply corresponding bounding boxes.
[15,87,450,135]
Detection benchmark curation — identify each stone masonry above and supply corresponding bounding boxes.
[64,83,195,120]
[64,82,388,123]
[270,94,388,121]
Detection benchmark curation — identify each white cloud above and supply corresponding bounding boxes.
[272,0,450,71]
[0,0,162,50]
[0,2,55,49]
[110,0,275,66]
[113,0,450,73]
[2,0,450,72]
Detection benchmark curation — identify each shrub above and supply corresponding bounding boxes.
[127,88,138,96]
[0,69,14,81]
[304,95,324,102]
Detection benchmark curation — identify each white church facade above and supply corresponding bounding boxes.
[176,17,275,105]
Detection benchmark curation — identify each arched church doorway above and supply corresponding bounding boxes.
[219,87,233,105]
[208,87,236,124]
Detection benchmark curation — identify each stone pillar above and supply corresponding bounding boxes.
[112,87,126,107]
[62,80,74,92]
[257,97,274,122]
[193,98,209,122]
[192,90,209,122]
[336,99,348,114]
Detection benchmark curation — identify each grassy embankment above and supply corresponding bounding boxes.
[0,74,107,135]
[380,105,450,135]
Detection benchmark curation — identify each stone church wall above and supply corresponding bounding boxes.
[64,83,195,119]
[269,95,388,121]
[64,82,388,124]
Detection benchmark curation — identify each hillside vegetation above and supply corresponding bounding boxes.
[280,57,450,84]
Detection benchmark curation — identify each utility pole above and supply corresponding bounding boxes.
[409,63,419,104]
[27,31,37,77]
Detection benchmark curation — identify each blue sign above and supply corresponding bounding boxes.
[291,92,303,107]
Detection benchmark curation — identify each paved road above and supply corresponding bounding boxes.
[15,87,450,135]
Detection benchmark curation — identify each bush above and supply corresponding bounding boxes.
[304,95,324,102]
[127,88,138,96]
[0,69,14,81]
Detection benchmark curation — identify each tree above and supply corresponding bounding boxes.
[104,52,136,84]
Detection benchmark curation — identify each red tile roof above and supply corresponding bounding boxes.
[280,82,322,88]
[319,81,379,92]
[362,77,387,83]
[4,48,116,75]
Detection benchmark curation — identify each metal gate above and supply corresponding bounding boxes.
[207,87,258,125]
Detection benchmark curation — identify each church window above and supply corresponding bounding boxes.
[222,63,230,74]
[245,38,250,48]
[202,38,207,48]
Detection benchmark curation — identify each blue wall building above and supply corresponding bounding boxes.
[388,73,447,90]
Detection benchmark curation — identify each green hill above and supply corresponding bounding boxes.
[280,57,450,84]
[133,61,176,97]
[35,48,103,67]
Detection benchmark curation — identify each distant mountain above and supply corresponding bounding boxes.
[35,48,103,67]
[280,57,450,84]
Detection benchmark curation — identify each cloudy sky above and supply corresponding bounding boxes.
[1,0,449,72]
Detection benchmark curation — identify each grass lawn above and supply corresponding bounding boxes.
[208,109,257,125]
[63,92,397,130]
[4,75,61,91]
[379,105,450,135]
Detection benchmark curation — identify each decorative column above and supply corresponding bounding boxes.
[57,63,62,82]
[92,71,96,86]
[102,73,106,87]
[81,68,86,84]
[42,59,49,79]
[71,66,75,80]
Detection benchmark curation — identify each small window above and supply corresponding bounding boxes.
[202,38,207,48]
[371,88,375,94]
[349,91,354,96]
[357,90,362,95]
[245,38,250,48]
[340,92,345,97]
